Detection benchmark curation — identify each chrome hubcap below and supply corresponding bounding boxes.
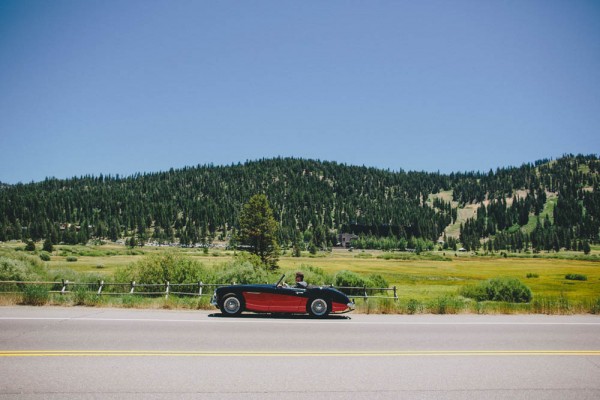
[224,297,240,313]
[311,299,327,316]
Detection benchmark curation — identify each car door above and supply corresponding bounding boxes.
[268,286,305,312]
[242,290,271,312]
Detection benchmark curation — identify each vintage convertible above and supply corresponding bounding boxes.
[210,275,355,318]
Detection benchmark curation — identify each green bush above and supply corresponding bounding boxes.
[21,285,49,306]
[429,296,464,314]
[334,270,370,296]
[215,261,268,285]
[368,274,389,293]
[590,298,600,315]
[114,252,210,289]
[460,277,532,303]
[333,270,390,296]
[565,274,587,281]
[0,256,41,281]
[73,286,89,305]
[406,299,421,314]
[39,252,51,262]
[460,283,488,301]
[526,273,539,278]
[66,256,78,262]
[121,295,143,308]
[43,239,54,253]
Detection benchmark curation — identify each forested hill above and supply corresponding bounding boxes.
[1,154,598,253]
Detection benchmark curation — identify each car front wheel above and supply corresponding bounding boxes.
[307,298,330,318]
[220,294,243,317]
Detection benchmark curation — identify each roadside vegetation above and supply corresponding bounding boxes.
[1,242,599,314]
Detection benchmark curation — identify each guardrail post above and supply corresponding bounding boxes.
[165,281,170,299]
[198,281,203,296]
[393,286,398,301]
[98,280,104,295]
[363,285,368,301]
[130,281,136,294]
[61,279,69,295]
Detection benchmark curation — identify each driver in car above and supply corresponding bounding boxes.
[280,272,308,288]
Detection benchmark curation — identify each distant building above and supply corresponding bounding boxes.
[338,233,358,248]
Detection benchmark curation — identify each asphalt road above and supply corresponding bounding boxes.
[1,307,599,399]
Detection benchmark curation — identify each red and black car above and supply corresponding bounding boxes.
[210,275,355,318]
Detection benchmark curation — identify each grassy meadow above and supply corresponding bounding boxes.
[1,241,599,314]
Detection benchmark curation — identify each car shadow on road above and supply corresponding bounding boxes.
[208,313,351,320]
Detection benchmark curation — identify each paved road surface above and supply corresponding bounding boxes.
[1,307,599,399]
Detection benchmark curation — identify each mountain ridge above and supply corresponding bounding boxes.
[0,154,598,253]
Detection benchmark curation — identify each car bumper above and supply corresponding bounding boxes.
[335,301,355,314]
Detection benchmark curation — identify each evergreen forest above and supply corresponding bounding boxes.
[1,154,598,254]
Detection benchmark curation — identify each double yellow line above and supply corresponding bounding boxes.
[2,350,600,357]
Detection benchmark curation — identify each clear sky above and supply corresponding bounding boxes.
[1,0,599,183]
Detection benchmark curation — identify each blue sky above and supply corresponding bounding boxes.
[1,0,599,183]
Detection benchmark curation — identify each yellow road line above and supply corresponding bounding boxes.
[1,350,600,357]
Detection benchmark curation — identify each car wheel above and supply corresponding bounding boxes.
[220,294,243,317]
[307,298,330,318]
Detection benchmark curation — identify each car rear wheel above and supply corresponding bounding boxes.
[307,298,330,318]
[220,294,243,317]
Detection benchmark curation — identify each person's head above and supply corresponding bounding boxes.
[295,272,304,282]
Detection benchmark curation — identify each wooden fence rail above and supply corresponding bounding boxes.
[0,280,398,301]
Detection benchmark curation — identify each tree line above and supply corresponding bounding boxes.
[0,155,598,253]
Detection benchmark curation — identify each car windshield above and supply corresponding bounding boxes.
[275,274,285,286]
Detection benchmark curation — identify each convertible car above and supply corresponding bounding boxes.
[210,275,355,318]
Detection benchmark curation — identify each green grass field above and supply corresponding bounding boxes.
[2,242,599,313]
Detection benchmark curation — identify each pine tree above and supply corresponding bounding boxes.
[583,240,591,255]
[43,238,54,253]
[236,194,280,269]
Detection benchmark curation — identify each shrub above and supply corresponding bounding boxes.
[460,277,532,303]
[590,298,600,315]
[406,299,421,314]
[333,270,390,296]
[0,256,41,281]
[526,273,539,278]
[66,256,78,262]
[121,295,143,308]
[429,296,464,314]
[25,241,36,252]
[368,274,389,294]
[73,286,89,305]
[459,283,488,302]
[334,270,370,296]
[215,261,268,285]
[565,274,587,281]
[39,252,51,262]
[43,239,54,253]
[21,285,49,306]
[115,252,210,289]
